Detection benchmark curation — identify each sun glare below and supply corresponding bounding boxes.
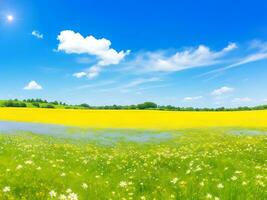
[7,15,14,22]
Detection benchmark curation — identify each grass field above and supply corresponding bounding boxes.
[0,108,266,199]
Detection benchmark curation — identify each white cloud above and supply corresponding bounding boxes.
[57,30,130,78]
[263,99,267,102]
[183,96,203,101]
[23,81,42,90]
[222,42,238,52]
[203,40,267,75]
[130,43,237,73]
[205,52,267,75]
[117,77,161,93]
[75,80,117,90]
[32,30,43,39]
[96,77,161,93]
[73,72,87,78]
[211,86,234,96]
[232,97,252,103]
[76,57,94,64]
[249,40,267,51]
[134,84,171,92]
[123,77,161,89]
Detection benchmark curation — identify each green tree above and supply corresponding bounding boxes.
[137,102,157,109]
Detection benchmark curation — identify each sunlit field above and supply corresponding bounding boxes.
[0,108,266,199]
[1,108,267,130]
[2,0,267,199]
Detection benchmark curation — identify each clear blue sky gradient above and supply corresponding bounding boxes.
[0,0,267,107]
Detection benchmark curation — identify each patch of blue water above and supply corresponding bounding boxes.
[0,121,172,143]
[229,129,267,136]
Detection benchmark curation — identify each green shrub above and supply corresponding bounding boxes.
[42,104,55,109]
[3,100,27,107]
[32,102,40,107]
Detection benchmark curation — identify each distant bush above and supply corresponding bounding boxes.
[3,100,27,107]
[51,101,59,105]
[79,103,91,108]
[32,102,40,107]
[42,104,55,109]
[64,106,72,109]
[23,98,48,103]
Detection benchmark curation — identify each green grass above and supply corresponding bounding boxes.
[0,129,266,199]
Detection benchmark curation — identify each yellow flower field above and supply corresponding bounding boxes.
[0,108,267,199]
[0,107,267,130]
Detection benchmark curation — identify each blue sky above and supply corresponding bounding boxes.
[0,0,267,107]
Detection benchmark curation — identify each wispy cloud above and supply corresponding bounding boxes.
[57,30,130,79]
[183,96,203,101]
[134,84,171,92]
[201,40,267,76]
[127,43,237,73]
[232,97,253,103]
[75,80,117,90]
[249,40,267,51]
[97,77,162,93]
[75,57,95,64]
[123,77,161,89]
[32,30,43,39]
[211,86,234,96]
[73,72,87,78]
[203,52,267,76]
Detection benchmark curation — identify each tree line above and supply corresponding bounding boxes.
[1,98,267,111]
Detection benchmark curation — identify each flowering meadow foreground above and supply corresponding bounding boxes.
[0,128,266,200]
[0,108,267,199]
